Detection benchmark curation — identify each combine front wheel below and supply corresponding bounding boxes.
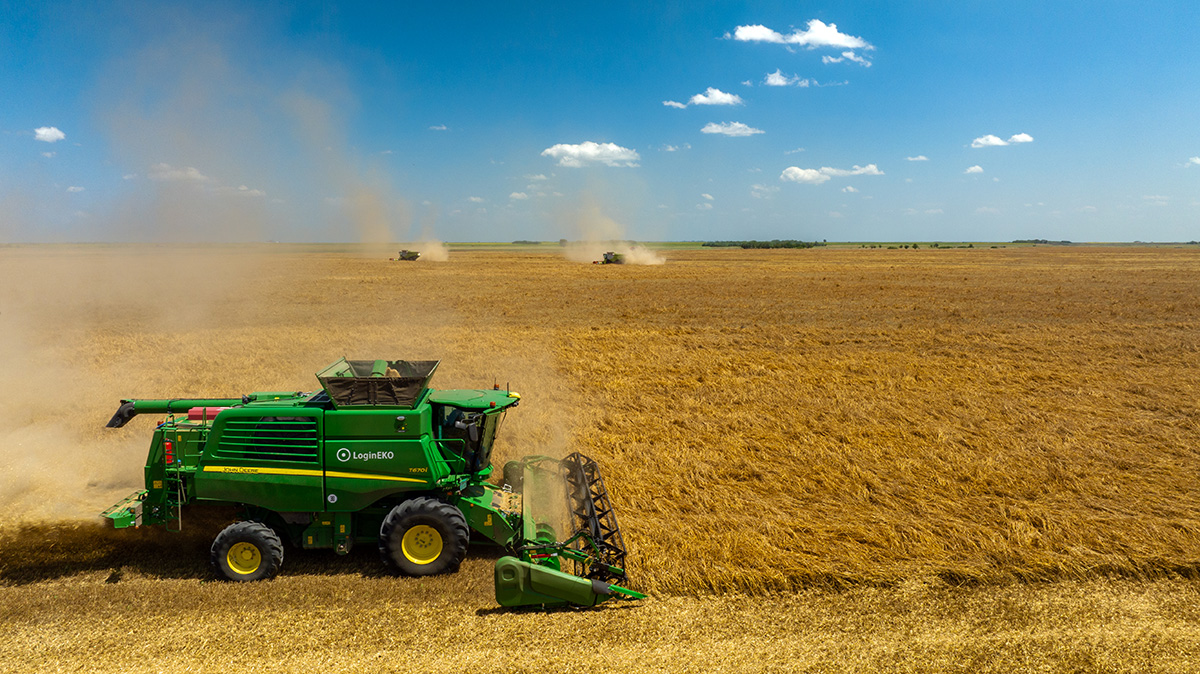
[379,498,468,575]
[211,521,285,581]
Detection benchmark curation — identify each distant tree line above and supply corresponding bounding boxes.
[1012,239,1072,244]
[512,240,542,245]
[702,240,825,249]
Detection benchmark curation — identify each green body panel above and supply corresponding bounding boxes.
[193,407,325,512]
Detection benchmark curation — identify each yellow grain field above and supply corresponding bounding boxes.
[2,243,1200,672]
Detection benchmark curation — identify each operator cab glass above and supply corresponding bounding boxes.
[436,405,501,474]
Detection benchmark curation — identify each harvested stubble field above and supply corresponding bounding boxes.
[3,244,1200,672]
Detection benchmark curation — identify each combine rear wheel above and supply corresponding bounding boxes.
[379,498,469,575]
[211,521,284,581]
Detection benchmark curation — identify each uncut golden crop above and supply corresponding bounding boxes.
[3,244,1200,598]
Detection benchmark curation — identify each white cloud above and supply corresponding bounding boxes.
[122,173,137,180]
[691,87,743,106]
[147,163,211,182]
[751,184,779,198]
[701,193,714,200]
[821,50,871,67]
[965,165,984,174]
[971,134,1008,148]
[820,164,882,177]
[66,186,84,193]
[842,186,858,193]
[34,126,65,143]
[541,141,640,167]
[1186,157,1200,167]
[665,88,744,108]
[468,196,484,203]
[526,174,548,181]
[781,163,882,184]
[732,20,872,50]
[1144,195,1169,206]
[780,167,829,184]
[696,202,713,211]
[429,124,448,131]
[764,69,810,87]
[510,192,529,200]
[41,152,55,158]
[785,147,805,155]
[701,122,764,137]
[1008,133,1033,143]
[906,155,928,161]
[926,208,944,215]
[976,206,1000,214]
[741,80,754,87]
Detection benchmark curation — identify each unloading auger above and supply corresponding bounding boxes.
[101,358,644,608]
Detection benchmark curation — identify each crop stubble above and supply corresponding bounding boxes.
[2,244,1200,671]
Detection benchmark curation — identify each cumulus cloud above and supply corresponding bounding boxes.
[147,162,211,182]
[1186,157,1200,167]
[665,87,744,108]
[781,163,882,184]
[691,87,743,106]
[468,196,484,203]
[821,51,871,67]
[34,126,66,143]
[41,152,56,158]
[66,186,85,193]
[764,69,810,87]
[526,174,548,181]
[780,167,828,184]
[510,192,528,200]
[971,134,1008,148]
[785,147,805,155]
[906,155,928,161]
[696,202,713,210]
[842,186,858,193]
[429,124,448,131]
[732,20,872,50]
[965,165,984,174]
[541,141,640,167]
[701,122,764,137]
[972,132,1033,148]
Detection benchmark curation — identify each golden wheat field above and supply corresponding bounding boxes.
[3,243,1200,672]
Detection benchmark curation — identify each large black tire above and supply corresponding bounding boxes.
[379,498,469,576]
[211,521,285,582]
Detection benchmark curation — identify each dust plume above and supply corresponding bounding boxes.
[413,239,450,262]
[561,198,664,265]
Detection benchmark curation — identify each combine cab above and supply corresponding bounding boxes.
[390,250,421,261]
[103,358,643,608]
[593,252,624,265]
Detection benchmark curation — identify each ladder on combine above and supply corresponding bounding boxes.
[164,469,184,532]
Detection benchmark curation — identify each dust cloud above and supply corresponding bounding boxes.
[561,198,664,265]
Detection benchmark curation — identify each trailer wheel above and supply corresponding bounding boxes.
[379,498,469,576]
[211,521,285,581]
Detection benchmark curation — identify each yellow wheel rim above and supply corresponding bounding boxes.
[227,542,262,575]
[401,525,444,565]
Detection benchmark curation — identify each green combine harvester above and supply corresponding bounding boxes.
[103,358,643,608]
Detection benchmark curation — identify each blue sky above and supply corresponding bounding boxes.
[2,1,1198,242]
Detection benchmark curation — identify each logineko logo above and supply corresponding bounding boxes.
[336,447,394,462]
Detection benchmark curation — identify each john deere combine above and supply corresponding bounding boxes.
[103,358,642,608]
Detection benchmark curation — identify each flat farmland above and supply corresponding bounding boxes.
[3,244,1200,672]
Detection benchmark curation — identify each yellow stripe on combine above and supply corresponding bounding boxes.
[203,465,426,484]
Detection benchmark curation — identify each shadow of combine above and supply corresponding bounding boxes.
[0,510,514,585]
